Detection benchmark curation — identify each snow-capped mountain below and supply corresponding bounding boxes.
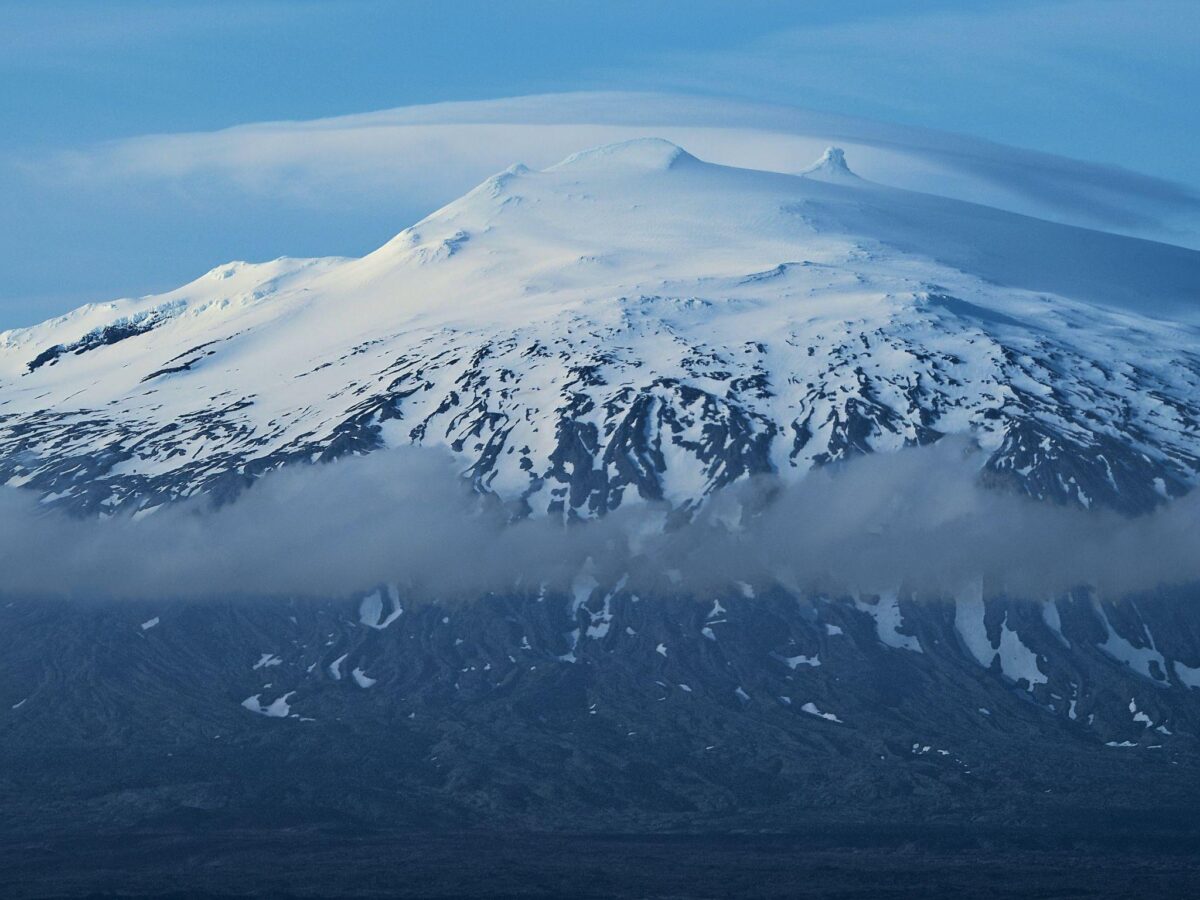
[3,139,1199,519]
[5,139,1200,851]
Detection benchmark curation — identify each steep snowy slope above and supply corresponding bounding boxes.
[2,139,1199,518]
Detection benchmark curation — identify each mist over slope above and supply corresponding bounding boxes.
[5,139,1200,865]
[2,441,1199,602]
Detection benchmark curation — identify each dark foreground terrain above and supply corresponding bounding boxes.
[5,588,1200,897]
[5,827,1200,898]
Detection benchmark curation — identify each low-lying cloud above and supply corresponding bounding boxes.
[1,441,1198,603]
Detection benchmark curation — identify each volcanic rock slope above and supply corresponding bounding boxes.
[4,140,1200,835]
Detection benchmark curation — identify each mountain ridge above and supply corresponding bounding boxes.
[2,141,1198,521]
[5,140,1200,866]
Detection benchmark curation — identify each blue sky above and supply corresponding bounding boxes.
[3,0,1198,327]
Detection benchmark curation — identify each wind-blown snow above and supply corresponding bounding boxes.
[955,588,1047,688]
[800,701,843,723]
[858,592,921,653]
[358,586,403,629]
[1094,599,1168,682]
[241,692,294,718]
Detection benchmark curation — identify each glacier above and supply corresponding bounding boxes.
[2,139,1198,522]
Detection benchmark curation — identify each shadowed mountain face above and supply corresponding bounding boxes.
[3,142,1200,895]
[4,587,1200,839]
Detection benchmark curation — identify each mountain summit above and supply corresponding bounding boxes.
[799,145,858,182]
[5,139,1200,857]
[547,136,697,172]
[2,140,1198,519]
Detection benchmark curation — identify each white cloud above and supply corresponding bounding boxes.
[2,441,1198,602]
[32,91,1200,248]
[629,1,1200,186]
